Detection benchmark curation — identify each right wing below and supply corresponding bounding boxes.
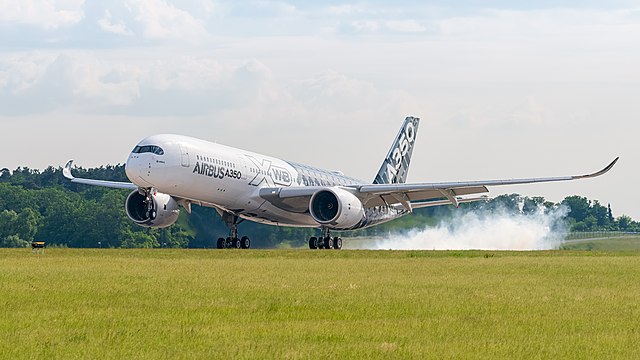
[63,160,138,190]
[357,157,619,209]
[260,157,619,212]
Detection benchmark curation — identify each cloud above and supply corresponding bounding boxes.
[327,4,365,16]
[347,19,426,34]
[350,20,380,33]
[98,9,133,36]
[123,0,208,41]
[384,20,426,33]
[227,1,300,18]
[0,52,283,116]
[436,7,640,39]
[0,0,85,30]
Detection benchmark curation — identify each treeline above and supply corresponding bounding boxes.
[0,165,637,248]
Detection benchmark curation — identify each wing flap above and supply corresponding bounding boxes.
[411,196,489,209]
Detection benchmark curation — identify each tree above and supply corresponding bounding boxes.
[0,210,18,241]
[562,196,591,223]
[607,204,614,225]
[121,229,160,248]
[0,235,29,248]
[15,208,40,242]
[618,215,633,231]
[591,200,609,229]
[523,196,547,214]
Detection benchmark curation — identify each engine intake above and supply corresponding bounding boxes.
[309,188,364,229]
[125,190,180,228]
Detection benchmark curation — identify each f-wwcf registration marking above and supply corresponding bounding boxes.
[246,155,292,187]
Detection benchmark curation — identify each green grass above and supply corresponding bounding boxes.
[1,249,639,359]
[561,236,640,251]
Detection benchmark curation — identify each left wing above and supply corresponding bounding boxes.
[63,160,138,190]
[260,157,619,212]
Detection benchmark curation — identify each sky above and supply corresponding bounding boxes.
[1,1,639,218]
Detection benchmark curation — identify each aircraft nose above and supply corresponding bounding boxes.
[125,156,141,182]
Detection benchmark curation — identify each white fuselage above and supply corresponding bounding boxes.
[124,134,402,229]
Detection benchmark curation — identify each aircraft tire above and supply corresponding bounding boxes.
[216,238,225,249]
[309,237,318,249]
[232,238,241,249]
[323,237,333,250]
[333,237,342,250]
[241,236,251,249]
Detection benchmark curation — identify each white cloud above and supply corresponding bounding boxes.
[124,0,208,41]
[98,9,133,36]
[0,52,284,115]
[351,20,380,32]
[0,0,85,29]
[0,53,55,94]
[384,20,426,33]
[437,7,640,39]
[327,4,366,16]
[252,1,298,16]
[348,19,425,34]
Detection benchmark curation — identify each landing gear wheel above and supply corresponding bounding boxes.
[309,237,318,249]
[333,237,342,250]
[232,238,241,249]
[216,237,225,249]
[241,236,251,249]
[323,236,333,249]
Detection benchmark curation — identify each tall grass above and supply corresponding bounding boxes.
[1,249,639,359]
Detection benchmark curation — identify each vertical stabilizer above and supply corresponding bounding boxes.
[373,116,420,184]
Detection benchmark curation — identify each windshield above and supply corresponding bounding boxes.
[132,145,164,155]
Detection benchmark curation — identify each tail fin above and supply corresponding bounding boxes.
[373,116,420,184]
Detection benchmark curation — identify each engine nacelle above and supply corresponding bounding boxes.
[309,188,365,229]
[125,190,180,228]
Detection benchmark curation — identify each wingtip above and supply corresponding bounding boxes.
[63,159,74,180]
[575,156,619,180]
[604,157,619,172]
[597,156,619,175]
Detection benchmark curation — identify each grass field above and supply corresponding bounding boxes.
[1,248,639,359]
[561,236,640,251]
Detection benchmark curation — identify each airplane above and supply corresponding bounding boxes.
[63,116,618,250]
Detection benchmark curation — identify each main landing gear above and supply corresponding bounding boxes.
[216,212,251,249]
[308,228,343,250]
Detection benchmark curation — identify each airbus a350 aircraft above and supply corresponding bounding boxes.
[64,117,618,250]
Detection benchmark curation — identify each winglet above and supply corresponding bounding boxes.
[573,157,619,180]
[63,160,74,180]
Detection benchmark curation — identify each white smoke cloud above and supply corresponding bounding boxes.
[364,205,569,251]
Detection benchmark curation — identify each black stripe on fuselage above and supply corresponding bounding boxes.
[286,161,363,187]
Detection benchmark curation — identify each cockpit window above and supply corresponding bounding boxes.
[132,145,164,155]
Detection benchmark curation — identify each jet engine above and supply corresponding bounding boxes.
[309,188,365,229]
[125,190,180,228]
